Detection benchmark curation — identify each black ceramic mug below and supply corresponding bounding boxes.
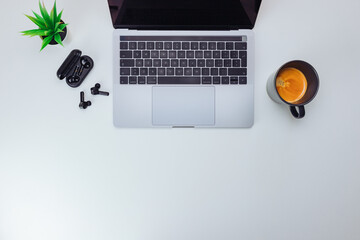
[266,60,319,119]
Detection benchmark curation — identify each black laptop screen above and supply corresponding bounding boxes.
[108,0,262,30]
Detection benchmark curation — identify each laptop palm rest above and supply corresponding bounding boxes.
[152,86,215,127]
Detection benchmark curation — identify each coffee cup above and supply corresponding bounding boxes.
[266,60,319,119]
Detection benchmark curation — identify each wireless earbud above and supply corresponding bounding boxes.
[79,91,91,109]
[91,83,110,96]
[79,57,91,75]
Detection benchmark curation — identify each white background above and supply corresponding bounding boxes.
[1,0,360,239]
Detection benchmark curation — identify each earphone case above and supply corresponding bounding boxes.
[56,49,94,88]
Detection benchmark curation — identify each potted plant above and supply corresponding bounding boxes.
[21,1,68,51]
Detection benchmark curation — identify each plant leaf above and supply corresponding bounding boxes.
[21,29,50,37]
[58,23,67,31]
[57,10,63,23]
[39,1,53,29]
[53,1,57,24]
[54,33,63,46]
[25,14,46,29]
[54,22,60,31]
[40,35,53,51]
[32,10,43,21]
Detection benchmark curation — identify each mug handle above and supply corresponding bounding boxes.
[290,105,305,119]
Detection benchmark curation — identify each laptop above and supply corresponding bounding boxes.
[108,0,262,128]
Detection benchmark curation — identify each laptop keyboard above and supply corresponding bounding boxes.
[119,36,247,85]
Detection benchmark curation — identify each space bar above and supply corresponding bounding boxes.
[158,77,201,84]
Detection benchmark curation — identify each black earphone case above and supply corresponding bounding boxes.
[57,49,94,88]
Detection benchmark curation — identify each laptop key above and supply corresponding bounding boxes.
[230,77,238,84]
[158,77,201,84]
[228,68,247,75]
[230,51,238,58]
[213,76,220,84]
[164,42,172,49]
[171,59,179,67]
[221,77,230,84]
[182,42,190,50]
[217,42,225,50]
[209,42,216,50]
[200,42,207,50]
[239,77,247,84]
[120,76,128,84]
[202,68,210,75]
[202,77,212,84]
[178,51,186,58]
[153,59,161,67]
[175,68,183,76]
[120,51,132,58]
[184,68,192,75]
[221,51,230,58]
[193,68,201,76]
[213,51,221,58]
[191,42,199,50]
[180,59,187,67]
[211,68,218,76]
[129,42,137,49]
[133,51,141,58]
[173,42,181,50]
[206,59,214,67]
[197,59,205,67]
[226,42,234,50]
[140,68,148,75]
[129,76,137,84]
[135,59,143,67]
[186,51,195,58]
[120,68,130,75]
[204,51,212,58]
[138,76,146,84]
[147,77,157,84]
[215,59,222,67]
[158,68,166,76]
[151,51,159,58]
[162,59,170,67]
[160,51,168,58]
[189,59,196,67]
[224,59,231,67]
[235,42,247,50]
[156,42,163,50]
[232,60,240,67]
[146,42,154,49]
[142,51,150,58]
[169,51,176,58]
[131,68,139,76]
[144,59,152,67]
[120,42,128,49]
[239,51,247,67]
[195,51,203,58]
[219,68,227,75]
[167,68,175,75]
[120,59,134,67]
[149,68,157,76]
[138,42,145,49]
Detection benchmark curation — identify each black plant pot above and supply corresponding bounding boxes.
[41,20,67,45]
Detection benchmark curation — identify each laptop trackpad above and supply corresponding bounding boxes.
[152,86,215,126]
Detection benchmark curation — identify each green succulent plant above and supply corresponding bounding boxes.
[21,1,68,51]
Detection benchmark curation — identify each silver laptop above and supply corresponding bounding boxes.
[108,0,262,128]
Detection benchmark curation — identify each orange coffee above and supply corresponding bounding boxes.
[276,67,307,103]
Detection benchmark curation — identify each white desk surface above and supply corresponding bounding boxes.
[1,0,360,239]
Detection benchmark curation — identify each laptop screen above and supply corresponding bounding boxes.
[108,0,262,30]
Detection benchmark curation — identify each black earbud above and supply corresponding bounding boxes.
[78,57,91,75]
[79,91,92,109]
[91,83,109,96]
